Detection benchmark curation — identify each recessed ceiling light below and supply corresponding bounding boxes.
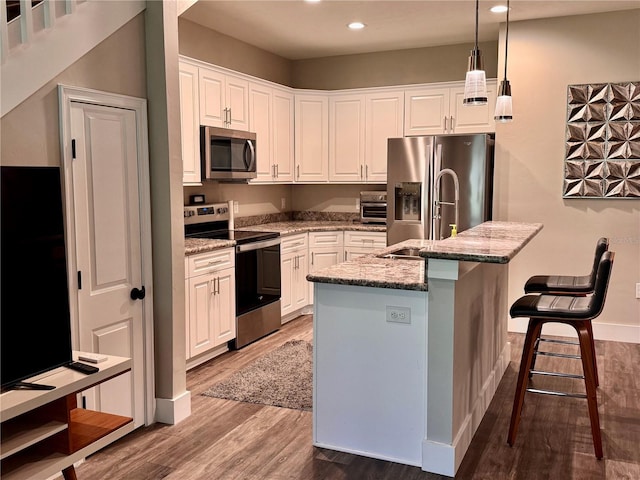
[490,5,509,13]
[305,0,321,3]
[348,22,366,30]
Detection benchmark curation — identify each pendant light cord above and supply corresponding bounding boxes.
[474,0,479,49]
[503,0,510,81]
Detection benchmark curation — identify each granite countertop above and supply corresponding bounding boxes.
[185,221,386,256]
[239,220,386,236]
[307,221,543,290]
[416,221,543,264]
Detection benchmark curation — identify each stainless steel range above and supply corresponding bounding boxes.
[184,203,281,349]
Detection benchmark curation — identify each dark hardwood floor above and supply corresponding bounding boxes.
[74,315,640,479]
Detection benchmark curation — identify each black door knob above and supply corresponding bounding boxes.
[130,286,146,300]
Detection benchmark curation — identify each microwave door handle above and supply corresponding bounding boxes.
[244,139,256,171]
[201,126,211,179]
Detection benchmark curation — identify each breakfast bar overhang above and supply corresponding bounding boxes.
[308,221,543,477]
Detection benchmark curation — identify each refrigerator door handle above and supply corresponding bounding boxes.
[431,143,444,240]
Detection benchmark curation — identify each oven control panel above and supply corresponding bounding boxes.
[184,203,230,224]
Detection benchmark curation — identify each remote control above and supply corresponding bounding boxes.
[66,361,99,375]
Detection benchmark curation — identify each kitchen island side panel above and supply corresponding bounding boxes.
[313,283,428,466]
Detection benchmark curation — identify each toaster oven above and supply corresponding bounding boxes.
[360,191,387,224]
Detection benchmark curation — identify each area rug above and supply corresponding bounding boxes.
[202,340,313,411]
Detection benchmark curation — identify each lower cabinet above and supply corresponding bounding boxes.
[185,249,236,365]
[281,233,309,320]
[308,231,344,304]
[343,231,386,260]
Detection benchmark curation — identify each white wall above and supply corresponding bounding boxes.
[494,10,640,341]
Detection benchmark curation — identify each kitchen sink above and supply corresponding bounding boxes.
[379,247,425,260]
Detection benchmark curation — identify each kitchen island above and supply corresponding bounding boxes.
[307,221,542,477]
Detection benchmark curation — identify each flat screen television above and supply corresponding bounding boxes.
[1,166,73,389]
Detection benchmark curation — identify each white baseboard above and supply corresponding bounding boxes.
[155,390,191,425]
[421,342,511,477]
[509,318,640,344]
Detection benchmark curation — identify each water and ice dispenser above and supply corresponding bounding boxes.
[394,182,422,221]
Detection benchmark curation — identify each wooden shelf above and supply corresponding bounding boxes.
[0,353,133,480]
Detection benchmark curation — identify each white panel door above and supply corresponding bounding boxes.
[272,88,295,182]
[249,83,273,182]
[366,91,404,183]
[308,247,343,304]
[179,61,201,185]
[280,252,295,317]
[199,67,225,127]
[212,268,236,347]
[329,94,365,182]
[188,273,215,358]
[404,87,449,136]
[225,75,249,130]
[449,80,497,133]
[295,94,329,182]
[293,250,309,311]
[69,102,144,426]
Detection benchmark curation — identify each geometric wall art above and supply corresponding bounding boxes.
[563,81,640,198]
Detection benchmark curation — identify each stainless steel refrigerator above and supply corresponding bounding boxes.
[386,134,494,245]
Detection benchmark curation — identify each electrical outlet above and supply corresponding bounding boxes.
[636,283,640,299]
[281,197,286,209]
[356,198,360,210]
[386,306,411,324]
[233,201,239,214]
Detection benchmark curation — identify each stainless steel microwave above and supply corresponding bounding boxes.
[201,126,257,181]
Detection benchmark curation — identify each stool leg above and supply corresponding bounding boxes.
[586,320,599,387]
[528,327,543,379]
[576,323,603,459]
[508,318,544,447]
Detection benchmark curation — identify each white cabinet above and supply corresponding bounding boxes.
[295,93,329,182]
[280,233,309,319]
[250,82,294,183]
[199,66,249,130]
[404,80,496,136]
[186,249,236,361]
[329,94,365,183]
[328,91,404,183]
[308,231,344,304]
[179,60,201,185]
[343,231,386,260]
[365,91,404,183]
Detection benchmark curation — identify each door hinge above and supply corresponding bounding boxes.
[71,139,76,159]
[77,271,82,290]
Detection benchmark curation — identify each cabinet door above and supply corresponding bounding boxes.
[188,273,215,358]
[179,61,201,185]
[280,252,295,317]
[212,268,236,347]
[344,248,372,261]
[226,75,249,130]
[404,87,449,136]
[329,94,365,182]
[295,94,329,182]
[272,88,295,182]
[292,250,309,311]
[449,80,497,134]
[249,83,273,182]
[308,246,343,304]
[365,91,404,183]
[199,67,225,127]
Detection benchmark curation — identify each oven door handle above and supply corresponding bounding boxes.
[235,237,281,253]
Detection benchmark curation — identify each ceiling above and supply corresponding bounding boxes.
[180,1,640,60]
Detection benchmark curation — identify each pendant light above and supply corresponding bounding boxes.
[463,0,487,105]
[494,0,513,122]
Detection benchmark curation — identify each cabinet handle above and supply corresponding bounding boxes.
[360,165,363,179]
[208,259,223,266]
[227,108,231,125]
[296,165,300,179]
[344,251,347,261]
[365,165,368,179]
[275,164,279,178]
[450,116,455,132]
[443,116,447,132]
[311,252,314,265]
[272,164,276,178]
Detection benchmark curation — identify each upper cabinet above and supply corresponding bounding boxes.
[179,60,201,186]
[404,80,496,136]
[250,82,294,183]
[328,90,403,183]
[295,93,329,182]
[199,66,249,130]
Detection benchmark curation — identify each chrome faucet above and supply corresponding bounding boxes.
[432,168,459,240]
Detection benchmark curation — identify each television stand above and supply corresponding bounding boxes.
[4,382,56,391]
[0,352,133,480]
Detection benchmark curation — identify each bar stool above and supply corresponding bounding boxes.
[507,251,614,459]
[524,237,609,383]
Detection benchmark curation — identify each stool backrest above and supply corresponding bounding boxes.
[588,238,609,289]
[587,250,614,319]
